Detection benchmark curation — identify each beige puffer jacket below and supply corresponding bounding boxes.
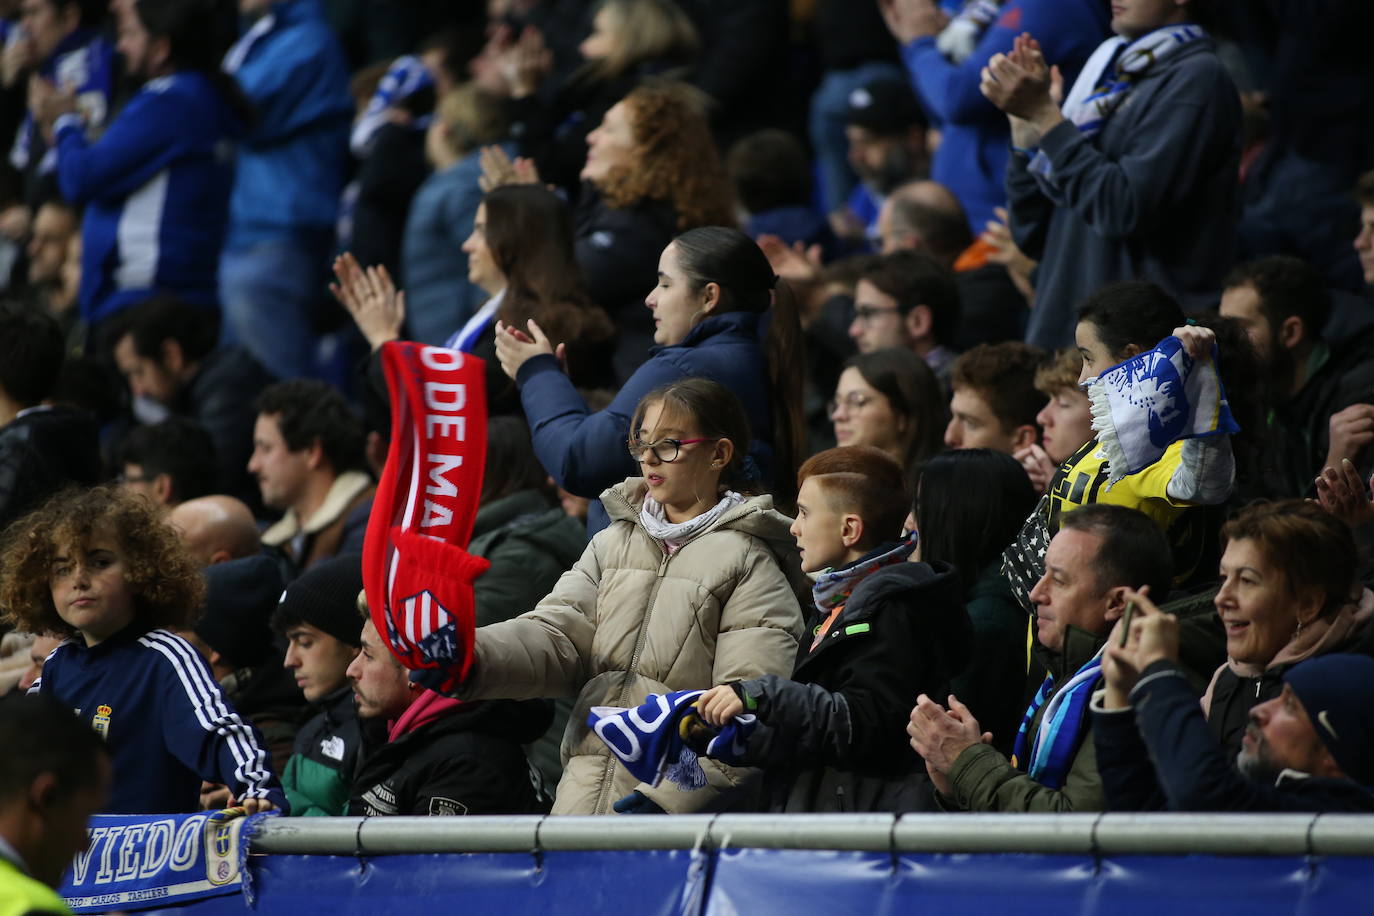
[459,479,807,815]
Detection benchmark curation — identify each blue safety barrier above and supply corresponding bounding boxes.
[79,813,1374,915]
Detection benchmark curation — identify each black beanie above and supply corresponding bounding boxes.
[194,555,285,668]
[271,554,365,648]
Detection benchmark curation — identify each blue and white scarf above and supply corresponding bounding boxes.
[1086,334,1239,486]
[60,810,269,913]
[350,54,435,156]
[936,0,1002,63]
[1029,24,1206,185]
[1010,653,1102,790]
[589,690,755,791]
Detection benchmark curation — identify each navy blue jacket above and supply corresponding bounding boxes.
[34,627,287,815]
[55,70,243,323]
[1093,661,1374,813]
[516,310,775,530]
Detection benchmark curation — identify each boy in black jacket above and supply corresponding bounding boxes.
[697,447,971,811]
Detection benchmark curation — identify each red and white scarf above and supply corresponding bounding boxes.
[362,343,489,694]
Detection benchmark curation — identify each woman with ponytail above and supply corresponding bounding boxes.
[495,225,806,532]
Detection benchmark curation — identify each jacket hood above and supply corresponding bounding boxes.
[844,560,972,674]
[846,560,964,616]
[473,489,554,538]
[1034,623,1107,681]
[602,478,796,547]
[4,406,100,481]
[437,697,553,745]
[602,479,810,609]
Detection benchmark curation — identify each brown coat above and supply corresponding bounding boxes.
[460,479,807,814]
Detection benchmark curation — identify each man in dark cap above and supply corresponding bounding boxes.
[270,555,363,816]
[836,77,930,244]
[1095,590,1374,812]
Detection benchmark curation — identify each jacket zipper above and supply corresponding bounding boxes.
[591,494,759,812]
[594,505,674,814]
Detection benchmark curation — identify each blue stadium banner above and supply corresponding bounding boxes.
[59,810,257,913]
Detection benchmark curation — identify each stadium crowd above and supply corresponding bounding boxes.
[3,0,1374,901]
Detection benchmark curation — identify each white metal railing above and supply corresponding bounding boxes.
[250,813,1374,857]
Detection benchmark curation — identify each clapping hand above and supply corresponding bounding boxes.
[1315,458,1374,528]
[493,318,565,380]
[981,34,1063,143]
[330,252,404,351]
[478,145,542,193]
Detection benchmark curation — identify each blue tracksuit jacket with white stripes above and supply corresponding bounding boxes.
[33,627,288,815]
[54,70,243,324]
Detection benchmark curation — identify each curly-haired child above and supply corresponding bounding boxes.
[0,486,287,814]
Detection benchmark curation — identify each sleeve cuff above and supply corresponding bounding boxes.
[1089,687,1134,715]
[1036,119,1082,161]
[1128,661,1188,703]
[514,352,561,388]
[53,113,84,137]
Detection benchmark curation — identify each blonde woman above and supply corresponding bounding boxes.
[401,83,511,345]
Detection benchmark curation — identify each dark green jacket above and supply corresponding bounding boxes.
[468,490,587,791]
[469,491,586,629]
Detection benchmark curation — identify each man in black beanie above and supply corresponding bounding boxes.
[270,555,364,816]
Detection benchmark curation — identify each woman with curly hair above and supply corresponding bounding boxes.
[0,486,287,814]
[498,0,700,195]
[575,81,735,379]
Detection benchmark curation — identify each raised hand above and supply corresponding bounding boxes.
[1101,586,1177,709]
[981,207,1036,303]
[501,26,552,99]
[330,252,405,351]
[757,234,820,287]
[1015,443,1058,493]
[493,318,557,380]
[1170,324,1216,363]
[1325,404,1374,471]
[1315,458,1374,528]
[980,33,1063,140]
[877,0,948,45]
